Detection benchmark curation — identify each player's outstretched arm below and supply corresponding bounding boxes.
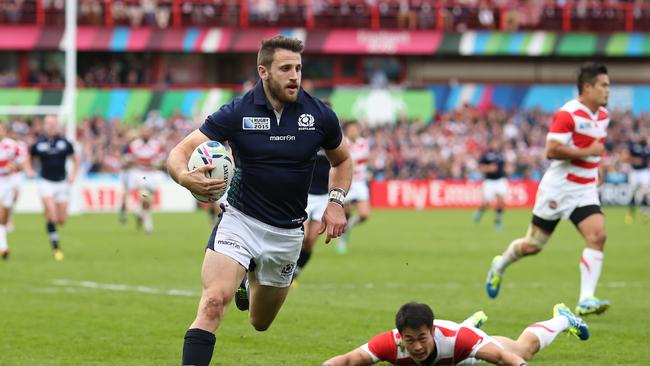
[167,129,226,199]
[475,343,528,366]
[323,348,376,366]
[320,139,352,243]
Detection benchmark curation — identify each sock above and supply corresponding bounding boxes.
[296,249,312,269]
[143,210,153,232]
[473,207,485,222]
[295,250,312,278]
[494,238,524,274]
[523,316,569,351]
[579,248,604,300]
[0,225,7,251]
[47,222,60,250]
[495,208,503,225]
[182,328,216,366]
[346,215,360,231]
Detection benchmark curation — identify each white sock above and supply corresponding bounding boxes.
[579,248,604,300]
[494,238,524,274]
[0,225,7,251]
[143,210,153,232]
[523,316,569,351]
[347,215,360,231]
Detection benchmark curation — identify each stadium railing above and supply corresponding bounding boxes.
[1,0,649,32]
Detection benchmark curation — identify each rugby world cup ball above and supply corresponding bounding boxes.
[187,141,233,202]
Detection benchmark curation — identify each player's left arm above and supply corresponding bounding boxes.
[320,138,352,243]
[474,343,527,366]
[322,348,376,366]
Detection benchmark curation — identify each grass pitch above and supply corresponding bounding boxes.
[1,208,648,365]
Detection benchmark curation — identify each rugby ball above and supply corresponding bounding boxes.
[187,141,233,202]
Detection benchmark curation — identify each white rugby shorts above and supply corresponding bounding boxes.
[207,205,304,287]
[128,169,163,192]
[482,178,508,201]
[347,180,369,202]
[0,175,14,208]
[39,179,70,203]
[306,193,328,222]
[532,183,600,221]
[629,169,650,188]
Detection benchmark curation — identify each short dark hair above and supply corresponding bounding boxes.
[257,35,304,68]
[577,62,608,94]
[342,120,358,132]
[395,302,434,333]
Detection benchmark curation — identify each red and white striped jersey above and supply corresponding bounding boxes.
[542,99,609,187]
[360,320,491,365]
[14,140,29,165]
[126,138,164,170]
[0,137,20,175]
[349,137,370,183]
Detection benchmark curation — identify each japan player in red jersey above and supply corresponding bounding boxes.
[485,63,611,316]
[124,126,165,233]
[0,122,31,260]
[337,121,371,254]
[323,301,589,366]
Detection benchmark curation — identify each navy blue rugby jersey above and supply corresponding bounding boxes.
[199,81,342,228]
[628,141,650,170]
[30,135,75,182]
[479,149,506,180]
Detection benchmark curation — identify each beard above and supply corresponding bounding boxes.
[267,73,299,104]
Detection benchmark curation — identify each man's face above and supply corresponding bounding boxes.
[584,74,610,107]
[44,115,59,136]
[400,325,435,362]
[260,49,302,104]
[345,123,359,140]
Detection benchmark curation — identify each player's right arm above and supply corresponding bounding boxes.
[166,129,226,199]
[545,110,603,160]
[322,348,375,366]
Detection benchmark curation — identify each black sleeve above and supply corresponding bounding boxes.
[29,143,38,157]
[66,139,75,155]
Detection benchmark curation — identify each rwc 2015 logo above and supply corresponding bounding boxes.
[298,114,315,131]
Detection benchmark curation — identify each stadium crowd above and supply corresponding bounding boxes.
[3,105,647,183]
[2,0,649,31]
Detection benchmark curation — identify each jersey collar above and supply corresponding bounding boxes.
[253,80,305,110]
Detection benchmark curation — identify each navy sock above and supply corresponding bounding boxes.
[182,328,216,366]
[47,222,60,250]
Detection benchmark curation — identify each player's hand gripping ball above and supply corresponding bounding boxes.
[187,141,233,202]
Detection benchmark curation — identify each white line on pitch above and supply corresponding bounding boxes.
[50,279,199,297]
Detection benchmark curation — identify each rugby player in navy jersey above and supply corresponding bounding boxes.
[30,115,80,261]
[167,35,353,366]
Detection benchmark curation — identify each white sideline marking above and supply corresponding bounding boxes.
[41,279,648,298]
[49,279,199,297]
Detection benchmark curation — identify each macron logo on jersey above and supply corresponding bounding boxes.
[243,117,270,130]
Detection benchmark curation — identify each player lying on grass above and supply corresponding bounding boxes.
[323,302,588,366]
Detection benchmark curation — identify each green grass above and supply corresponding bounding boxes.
[1,208,648,365]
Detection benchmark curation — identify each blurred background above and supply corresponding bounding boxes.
[0,0,649,212]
